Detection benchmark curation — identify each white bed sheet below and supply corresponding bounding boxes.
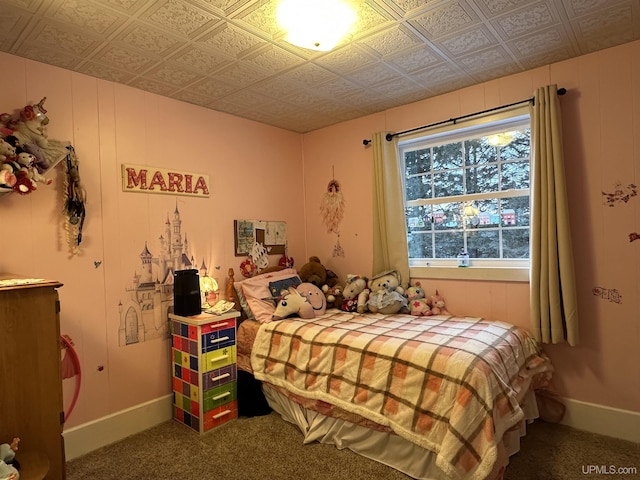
[263,384,540,480]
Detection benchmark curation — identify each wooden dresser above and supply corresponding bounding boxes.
[169,310,240,434]
[0,274,65,480]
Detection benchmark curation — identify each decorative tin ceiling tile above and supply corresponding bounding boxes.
[411,1,478,39]
[143,62,205,86]
[15,42,81,69]
[410,62,464,86]
[573,4,633,38]
[351,1,395,37]
[383,0,436,17]
[439,26,497,57]
[77,61,136,83]
[371,76,422,97]
[198,23,265,58]
[510,27,566,57]
[357,25,423,58]
[280,90,326,108]
[214,88,273,109]
[49,0,126,34]
[494,3,556,39]
[346,62,403,87]
[91,44,157,72]
[1,0,43,12]
[29,21,101,56]
[234,0,280,38]
[101,0,148,13]
[278,63,337,86]
[141,0,220,37]
[315,44,378,74]
[457,46,512,71]
[170,88,213,106]
[476,0,534,15]
[312,77,363,98]
[0,4,31,53]
[566,0,625,16]
[387,46,443,74]
[211,61,270,87]
[127,76,178,96]
[580,29,636,54]
[189,77,238,97]
[169,45,233,74]
[242,44,304,73]
[518,47,573,70]
[116,23,185,55]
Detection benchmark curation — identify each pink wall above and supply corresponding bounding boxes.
[302,41,640,412]
[0,52,305,428]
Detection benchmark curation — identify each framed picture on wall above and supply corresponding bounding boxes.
[234,220,287,256]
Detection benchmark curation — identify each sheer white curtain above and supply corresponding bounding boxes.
[371,132,409,287]
[530,85,579,346]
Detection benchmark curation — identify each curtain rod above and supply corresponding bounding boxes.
[362,87,566,146]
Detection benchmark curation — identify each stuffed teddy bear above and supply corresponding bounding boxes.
[298,256,327,287]
[16,152,51,185]
[341,274,369,313]
[323,283,344,310]
[0,138,16,161]
[366,270,407,315]
[0,437,19,480]
[405,282,431,316]
[428,289,451,316]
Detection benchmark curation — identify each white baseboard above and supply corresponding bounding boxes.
[63,394,639,461]
[63,394,173,461]
[561,398,640,443]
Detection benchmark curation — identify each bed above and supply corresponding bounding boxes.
[228,268,553,480]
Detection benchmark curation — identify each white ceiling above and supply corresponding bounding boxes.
[1,0,639,133]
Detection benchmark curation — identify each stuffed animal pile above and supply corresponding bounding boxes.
[0,98,66,195]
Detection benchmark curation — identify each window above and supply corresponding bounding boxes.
[399,109,531,279]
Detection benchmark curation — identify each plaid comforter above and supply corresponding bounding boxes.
[251,311,552,480]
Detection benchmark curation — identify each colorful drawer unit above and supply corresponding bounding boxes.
[169,310,240,434]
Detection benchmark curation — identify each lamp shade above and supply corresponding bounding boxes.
[199,275,218,294]
[276,0,357,51]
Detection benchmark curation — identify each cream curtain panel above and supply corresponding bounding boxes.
[530,85,579,346]
[371,132,410,287]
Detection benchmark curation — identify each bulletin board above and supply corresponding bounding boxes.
[234,220,287,256]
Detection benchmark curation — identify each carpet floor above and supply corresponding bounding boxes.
[66,413,638,480]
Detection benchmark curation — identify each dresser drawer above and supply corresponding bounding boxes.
[202,364,236,391]
[203,400,237,432]
[201,326,235,353]
[203,381,237,412]
[202,345,236,372]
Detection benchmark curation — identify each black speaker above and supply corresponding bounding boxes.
[173,269,201,316]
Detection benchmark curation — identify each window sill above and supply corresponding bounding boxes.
[409,266,529,282]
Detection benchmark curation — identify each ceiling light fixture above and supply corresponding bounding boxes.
[487,132,515,147]
[276,0,357,52]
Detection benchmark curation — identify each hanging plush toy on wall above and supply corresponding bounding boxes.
[320,174,345,257]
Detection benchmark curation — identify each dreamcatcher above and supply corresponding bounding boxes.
[320,175,345,257]
[63,145,86,256]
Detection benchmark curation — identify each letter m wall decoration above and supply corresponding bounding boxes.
[121,164,210,198]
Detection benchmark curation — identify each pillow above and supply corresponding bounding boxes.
[268,276,301,298]
[240,268,300,323]
[233,282,255,321]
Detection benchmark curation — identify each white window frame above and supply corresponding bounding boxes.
[399,106,531,282]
